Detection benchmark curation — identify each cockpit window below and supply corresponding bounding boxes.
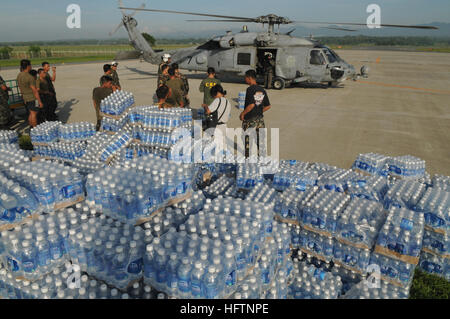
[323,48,342,63]
[310,50,326,65]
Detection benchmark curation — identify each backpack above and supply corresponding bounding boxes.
[204,98,229,130]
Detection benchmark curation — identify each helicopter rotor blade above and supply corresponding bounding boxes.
[119,7,255,21]
[291,21,438,30]
[118,0,127,16]
[186,19,255,23]
[322,26,357,32]
[129,3,146,17]
[109,21,124,36]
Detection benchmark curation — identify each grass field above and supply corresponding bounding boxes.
[410,269,450,299]
[0,44,195,67]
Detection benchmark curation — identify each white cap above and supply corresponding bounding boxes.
[111,61,118,66]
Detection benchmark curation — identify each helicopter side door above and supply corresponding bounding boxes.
[306,49,329,82]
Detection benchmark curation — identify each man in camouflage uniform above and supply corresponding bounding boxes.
[0,74,13,128]
[172,63,190,106]
[240,70,272,157]
[110,61,121,90]
[158,64,170,87]
[157,54,171,87]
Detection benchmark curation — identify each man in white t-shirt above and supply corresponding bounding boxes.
[206,84,231,135]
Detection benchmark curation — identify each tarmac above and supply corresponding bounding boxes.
[2,49,449,175]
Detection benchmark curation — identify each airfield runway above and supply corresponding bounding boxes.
[2,49,450,175]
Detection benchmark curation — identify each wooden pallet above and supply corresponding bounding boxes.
[0,213,40,232]
[374,245,419,265]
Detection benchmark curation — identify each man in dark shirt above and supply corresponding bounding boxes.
[92,76,113,131]
[240,69,272,157]
[41,62,58,120]
[165,67,184,107]
[0,74,13,128]
[156,85,174,109]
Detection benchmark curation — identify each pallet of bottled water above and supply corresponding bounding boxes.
[415,186,449,235]
[86,155,193,225]
[383,179,427,211]
[418,251,450,281]
[317,168,368,193]
[30,122,61,144]
[236,161,265,190]
[288,260,343,299]
[341,279,410,299]
[346,175,388,203]
[58,122,96,143]
[128,106,193,131]
[101,115,129,134]
[0,208,94,282]
[369,252,417,288]
[296,228,334,263]
[432,174,450,192]
[273,185,314,224]
[66,212,148,290]
[0,130,18,145]
[352,153,390,177]
[375,206,424,265]
[99,91,134,117]
[271,160,312,191]
[298,187,351,237]
[421,229,449,258]
[247,182,278,206]
[0,173,41,230]
[33,141,86,162]
[0,262,157,299]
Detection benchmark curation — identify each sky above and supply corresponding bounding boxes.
[0,0,449,42]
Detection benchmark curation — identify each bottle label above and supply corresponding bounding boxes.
[400,218,413,231]
[7,257,20,272]
[127,258,143,274]
[22,260,36,273]
[37,250,51,266]
[191,280,202,296]
[179,279,189,292]
[226,270,236,287]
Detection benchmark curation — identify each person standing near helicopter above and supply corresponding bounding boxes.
[262,52,275,89]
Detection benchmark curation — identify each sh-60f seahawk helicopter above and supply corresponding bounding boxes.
[114,1,437,89]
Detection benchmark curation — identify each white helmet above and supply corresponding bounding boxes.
[162,53,171,62]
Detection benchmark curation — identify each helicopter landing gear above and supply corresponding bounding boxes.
[328,81,338,88]
[273,77,285,90]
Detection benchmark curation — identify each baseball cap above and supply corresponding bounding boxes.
[111,61,118,66]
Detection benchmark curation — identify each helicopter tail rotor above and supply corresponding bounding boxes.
[110,1,145,36]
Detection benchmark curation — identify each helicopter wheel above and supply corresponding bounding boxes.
[273,77,285,90]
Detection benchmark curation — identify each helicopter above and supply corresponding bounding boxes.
[113,1,438,90]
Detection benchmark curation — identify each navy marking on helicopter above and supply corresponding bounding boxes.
[113,1,438,90]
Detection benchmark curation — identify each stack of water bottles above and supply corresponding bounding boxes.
[288,260,343,299]
[238,91,246,110]
[236,161,265,190]
[352,153,390,177]
[0,209,92,282]
[98,127,133,163]
[66,213,147,290]
[0,130,18,145]
[299,187,351,235]
[101,115,129,134]
[202,175,235,199]
[4,160,85,212]
[0,262,142,299]
[273,185,314,221]
[33,141,86,161]
[332,198,386,274]
[346,175,388,203]
[58,122,96,142]
[387,155,426,179]
[128,106,192,130]
[0,172,39,226]
[69,132,113,174]
[415,186,449,280]
[432,174,450,191]
[30,121,60,144]
[246,182,278,206]
[99,90,134,116]
[371,206,424,287]
[0,149,31,174]
[272,160,314,191]
[86,155,193,224]
[317,168,366,193]
[383,179,427,210]
[297,228,335,262]
[342,279,410,299]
